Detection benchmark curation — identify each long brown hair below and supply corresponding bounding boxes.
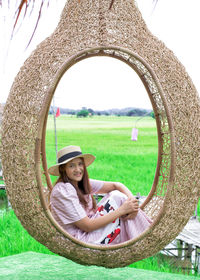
[55,159,97,210]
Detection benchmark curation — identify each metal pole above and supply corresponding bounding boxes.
[53,97,58,163]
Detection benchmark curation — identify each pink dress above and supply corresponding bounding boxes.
[50,179,152,245]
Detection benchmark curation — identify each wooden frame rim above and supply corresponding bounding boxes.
[37,46,175,251]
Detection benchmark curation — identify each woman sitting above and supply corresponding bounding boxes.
[48,145,152,245]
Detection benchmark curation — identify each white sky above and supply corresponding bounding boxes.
[0,0,200,110]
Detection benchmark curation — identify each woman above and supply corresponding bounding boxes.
[48,145,152,245]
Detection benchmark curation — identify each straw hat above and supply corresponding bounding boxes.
[48,145,95,176]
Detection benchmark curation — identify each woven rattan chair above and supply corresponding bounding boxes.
[1,0,200,268]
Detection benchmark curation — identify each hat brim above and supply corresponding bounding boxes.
[48,154,95,176]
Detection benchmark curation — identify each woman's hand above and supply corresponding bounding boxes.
[119,197,139,217]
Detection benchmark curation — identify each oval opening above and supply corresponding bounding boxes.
[40,48,171,250]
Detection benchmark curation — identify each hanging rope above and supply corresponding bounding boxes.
[131,111,153,141]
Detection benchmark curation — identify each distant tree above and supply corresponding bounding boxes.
[151,111,155,119]
[104,112,110,116]
[77,109,89,117]
[88,108,94,115]
[127,109,136,116]
[134,108,146,116]
[127,108,149,116]
[68,110,76,115]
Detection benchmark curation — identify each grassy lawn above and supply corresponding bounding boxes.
[46,115,158,196]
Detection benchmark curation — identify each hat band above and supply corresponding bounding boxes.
[58,151,82,164]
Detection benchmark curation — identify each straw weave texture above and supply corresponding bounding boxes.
[1,0,200,267]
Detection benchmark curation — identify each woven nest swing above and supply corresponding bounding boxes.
[1,0,200,268]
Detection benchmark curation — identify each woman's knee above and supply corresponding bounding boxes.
[109,190,127,201]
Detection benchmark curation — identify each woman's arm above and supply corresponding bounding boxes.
[74,197,138,232]
[97,181,135,199]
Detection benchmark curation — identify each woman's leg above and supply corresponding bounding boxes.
[97,190,152,242]
[93,190,152,244]
[93,191,128,245]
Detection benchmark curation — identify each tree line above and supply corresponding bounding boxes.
[50,106,154,117]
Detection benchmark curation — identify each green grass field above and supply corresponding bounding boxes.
[46,115,158,195]
[0,115,198,276]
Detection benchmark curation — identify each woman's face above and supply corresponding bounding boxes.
[65,157,84,186]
